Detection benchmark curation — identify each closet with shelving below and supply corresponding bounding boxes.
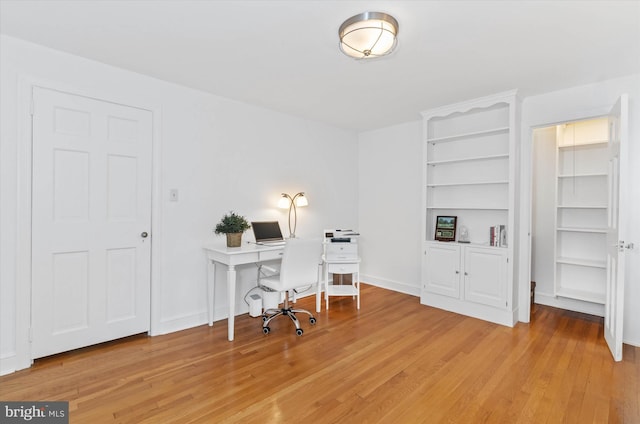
[531,117,608,315]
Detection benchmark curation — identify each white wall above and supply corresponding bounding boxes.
[519,74,640,345]
[531,127,557,298]
[0,35,358,374]
[358,121,422,295]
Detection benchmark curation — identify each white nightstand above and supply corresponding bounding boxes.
[318,241,360,311]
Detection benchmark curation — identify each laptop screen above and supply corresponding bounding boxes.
[251,221,284,243]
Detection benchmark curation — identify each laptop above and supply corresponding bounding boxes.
[251,221,286,246]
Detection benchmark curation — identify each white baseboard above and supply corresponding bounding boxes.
[1,350,32,376]
[156,311,209,335]
[535,292,604,317]
[361,274,420,297]
[0,354,16,376]
[623,338,640,348]
[421,291,517,328]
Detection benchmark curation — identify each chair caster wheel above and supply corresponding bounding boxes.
[309,317,316,325]
[262,316,268,322]
[296,328,303,336]
[263,327,270,334]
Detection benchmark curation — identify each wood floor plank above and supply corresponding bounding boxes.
[1,284,638,423]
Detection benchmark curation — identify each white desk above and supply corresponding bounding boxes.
[203,243,284,341]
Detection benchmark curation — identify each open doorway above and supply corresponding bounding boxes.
[530,117,608,317]
[525,94,628,361]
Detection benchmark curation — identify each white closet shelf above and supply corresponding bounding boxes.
[427,180,508,187]
[558,173,607,178]
[556,257,606,268]
[557,227,607,234]
[556,287,605,305]
[427,153,509,166]
[557,205,607,209]
[427,240,507,249]
[558,140,608,149]
[426,206,508,210]
[427,126,509,144]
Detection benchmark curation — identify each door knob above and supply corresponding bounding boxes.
[619,241,635,250]
[141,232,149,238]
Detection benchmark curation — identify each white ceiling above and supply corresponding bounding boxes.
[1,0,639,131]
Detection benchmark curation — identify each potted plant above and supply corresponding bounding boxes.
[214,211,251,247]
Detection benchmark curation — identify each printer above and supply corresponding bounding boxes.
[323,229,359,261]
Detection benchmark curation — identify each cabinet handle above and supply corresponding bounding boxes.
[464,272,468,276]
[455,271,459,274]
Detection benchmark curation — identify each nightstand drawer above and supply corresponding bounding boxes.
[326,262,359,274]
[325,243,358,260]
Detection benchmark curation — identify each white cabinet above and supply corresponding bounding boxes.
[420,91,518,326]
[554,119,608,304]
[424,242,460,298]
[423,242,508,314]
[463,246,508,309]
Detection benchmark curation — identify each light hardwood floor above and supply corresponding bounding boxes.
[1,284,639,423]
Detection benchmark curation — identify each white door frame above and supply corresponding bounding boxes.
[14,75,163,370]
[518,105,615,323]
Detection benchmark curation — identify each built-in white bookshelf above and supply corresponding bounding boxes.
[554,119,608,304]
[420,90,519,327]
[424,102,512,238]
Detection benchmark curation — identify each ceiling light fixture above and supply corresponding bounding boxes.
[338,11,399,59]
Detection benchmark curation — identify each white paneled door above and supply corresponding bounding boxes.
[604,94,628,362]
[31,87,152,359]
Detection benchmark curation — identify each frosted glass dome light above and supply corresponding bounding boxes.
[339,12,399,59]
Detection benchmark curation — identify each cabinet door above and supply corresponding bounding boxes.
[463,246,507,308]
[424,243,460,298]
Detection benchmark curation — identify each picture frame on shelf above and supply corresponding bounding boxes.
[435,216,457,242]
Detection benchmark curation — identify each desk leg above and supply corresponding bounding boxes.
[316,263,322,313]
[325,267,330,310]
[356,270,360,309]
[227,265,236,341]
[207,260,216,326]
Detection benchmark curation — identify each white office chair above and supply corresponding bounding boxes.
[259,238,323,336]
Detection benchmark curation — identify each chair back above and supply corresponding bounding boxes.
[278,238,323,290]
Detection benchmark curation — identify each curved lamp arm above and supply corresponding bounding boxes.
[279,192,308,238]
